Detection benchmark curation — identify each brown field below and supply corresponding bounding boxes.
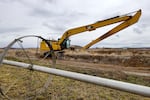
[0,48,150,100]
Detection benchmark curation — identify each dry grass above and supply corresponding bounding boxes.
[0,65,150,100]
[0,48,150,99]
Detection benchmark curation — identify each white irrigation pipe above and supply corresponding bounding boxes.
[2,59,150,97]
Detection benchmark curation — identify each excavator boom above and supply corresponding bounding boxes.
[82,9,141,49]
[58,16,131,45]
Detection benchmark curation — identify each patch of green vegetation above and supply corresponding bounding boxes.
[5,56,22,62]
[126,75,150,87]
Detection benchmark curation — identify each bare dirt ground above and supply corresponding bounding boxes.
[63,48,150,74]
[0,48,150,99]
[57,59,150,76]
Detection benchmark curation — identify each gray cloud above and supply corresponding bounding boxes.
[29,6,86,19]
[115,35,120,38]
[0,0,14,3]
[0,27,28,33]
[43,22,67,33]
[133,28,142,34]
[29,7,58,18]
[0,0,26,4]
[133,23,150,34]
[43,0,57,4]
[30,5,88,34]
[41,11,87,34]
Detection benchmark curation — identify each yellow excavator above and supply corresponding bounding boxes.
[40,9,141,54]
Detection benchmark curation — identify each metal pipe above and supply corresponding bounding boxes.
[2,59,150,97]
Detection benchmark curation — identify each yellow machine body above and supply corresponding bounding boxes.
[40,9,141,53]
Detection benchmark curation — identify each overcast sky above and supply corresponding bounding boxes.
[0,0,150,48]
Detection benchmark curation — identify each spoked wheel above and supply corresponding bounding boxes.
[0,36,56,100]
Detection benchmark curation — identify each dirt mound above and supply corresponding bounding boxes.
[64,48,150,67]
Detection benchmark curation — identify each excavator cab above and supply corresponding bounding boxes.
[60,38,71,49]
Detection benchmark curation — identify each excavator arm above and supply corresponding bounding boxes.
[82,9,141,49]
[58,9,141,50]
[58,16,131,45]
